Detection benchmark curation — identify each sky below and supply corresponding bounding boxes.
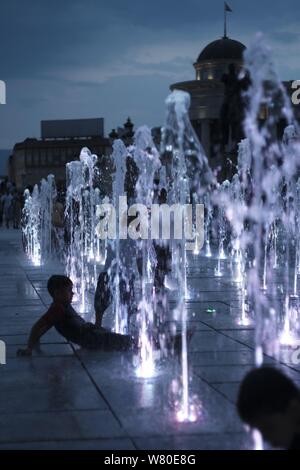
[0,0,300,155]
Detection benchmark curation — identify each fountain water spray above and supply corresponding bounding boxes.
[40,175,56,262]
[111,139,131,334]
[65,148,99,313]
[133,126,161,378]
[22,186,41,266]
[162,90,214,422]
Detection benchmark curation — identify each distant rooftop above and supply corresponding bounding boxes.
[41,118,104,140]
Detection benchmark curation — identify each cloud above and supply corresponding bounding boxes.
[268,30,300,44]
[1,0,300,149]
[126,41,199,66]
[48,56,193,86]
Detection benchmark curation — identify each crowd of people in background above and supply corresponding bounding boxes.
[0,178,23,229]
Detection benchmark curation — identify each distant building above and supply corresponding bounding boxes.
[0,149,11,177]
[9,118,111,190]
[109,117,134,146]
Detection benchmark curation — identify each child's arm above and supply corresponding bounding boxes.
[17,305,62,356]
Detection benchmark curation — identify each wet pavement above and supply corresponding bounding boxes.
[0,228,299,450]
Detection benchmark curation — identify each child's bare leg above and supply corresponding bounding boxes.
[95,309,105,327]
[94,272,112,327]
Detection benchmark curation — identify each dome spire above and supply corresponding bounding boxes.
[224,2,233,39]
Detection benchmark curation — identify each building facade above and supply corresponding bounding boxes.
[8,117,139,191]
[9,119,111,190]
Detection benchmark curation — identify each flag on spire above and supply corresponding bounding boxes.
[225,2,232,12]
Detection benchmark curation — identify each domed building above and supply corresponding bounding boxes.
[170,29,300,178]
[170,35,247,171]
[194,37,246,80]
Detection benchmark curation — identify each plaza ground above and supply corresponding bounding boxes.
[0,228,299,450]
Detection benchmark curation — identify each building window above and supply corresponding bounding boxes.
[40,149,47,166]
[53,153,60,165]
[33,150,39,167]
[67,148,75,160]
[61,148,67,163]
[26,151,33,166]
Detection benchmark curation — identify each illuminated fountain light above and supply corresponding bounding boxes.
[184,287,192,301]
[214,258,222,277]
[32,250,42,267]
[291,240,299,298]
[255,346,264,367]
[191,209,204,257]
[252,429,264,451]
[298,246,300,275]
[88,249,94,261]
[193,242,200,256]
[232,247,244,284]
[176,402,199,423]
[271,223,279,269]
[205,239,212,258]
[238,289,252,327]
[95,239,107,265]
[280,325,298,346]
[134,299,157,379]
[238,310,251,327]
[291,279,299,299]
[203,194,213,258]
[219,240,227,260]
[234,264,243,284]
[172,380,203,423]
[164,275,178,291]
[78,302,86,314]
[280,297,299,346]
[135,341,156,379]
[261,240,268,291]
[72,291,80,303]
[216,181,230,263]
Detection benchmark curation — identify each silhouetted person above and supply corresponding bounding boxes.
[153,187,172,289]
[12,192,22,229]
[237,367,300,449]
[1,191,13,228]
[221,63,250,149]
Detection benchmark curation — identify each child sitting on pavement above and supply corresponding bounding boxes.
[17,275,185,357]
[17,275,136,356]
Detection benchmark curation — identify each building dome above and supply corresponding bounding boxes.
[196,37,246,63]
[193,36,246,81]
